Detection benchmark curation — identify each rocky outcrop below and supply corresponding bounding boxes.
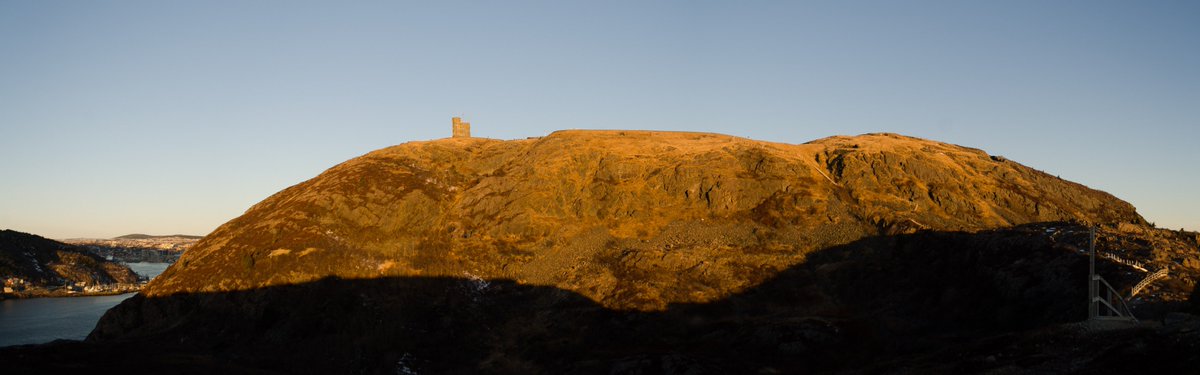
[0,230,140,292]
[50,130,1196,373]
[147,131,1141,310]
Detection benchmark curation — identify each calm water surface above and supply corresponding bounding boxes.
[125,262,171,279]
[0,262,171,347]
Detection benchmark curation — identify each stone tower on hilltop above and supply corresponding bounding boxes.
[452,117,471,138]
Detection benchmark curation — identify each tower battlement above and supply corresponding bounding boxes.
[452,117,471,138]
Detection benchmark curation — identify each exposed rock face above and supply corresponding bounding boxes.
[148,131,1142,310]
[0,230,140,289]
[63,130,1199,373]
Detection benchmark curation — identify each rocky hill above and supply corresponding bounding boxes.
[0,229,141,296]
[146,131,1142,305]
[5,131,1198,373]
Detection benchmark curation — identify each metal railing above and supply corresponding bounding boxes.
[1129,268,1169,298]
[1091,274,1137,322]
[1088,226,1137,323]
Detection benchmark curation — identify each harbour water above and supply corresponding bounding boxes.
[0,262,171,347]
[125,262,171,279]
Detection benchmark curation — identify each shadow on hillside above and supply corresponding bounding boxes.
[1,224,1192,374]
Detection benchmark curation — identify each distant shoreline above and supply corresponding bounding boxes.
[2,284,143,300]
[3,262,172,300]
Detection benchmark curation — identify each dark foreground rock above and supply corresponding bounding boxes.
[4,224,1199,374]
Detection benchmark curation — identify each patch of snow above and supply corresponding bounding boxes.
[395,352,419,375]
[460,271,491,303]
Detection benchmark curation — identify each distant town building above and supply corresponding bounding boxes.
[452,117,471,138]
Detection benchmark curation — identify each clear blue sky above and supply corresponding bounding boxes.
[1,1,1197,239]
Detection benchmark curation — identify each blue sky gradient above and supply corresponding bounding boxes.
[1,1,1197,238]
